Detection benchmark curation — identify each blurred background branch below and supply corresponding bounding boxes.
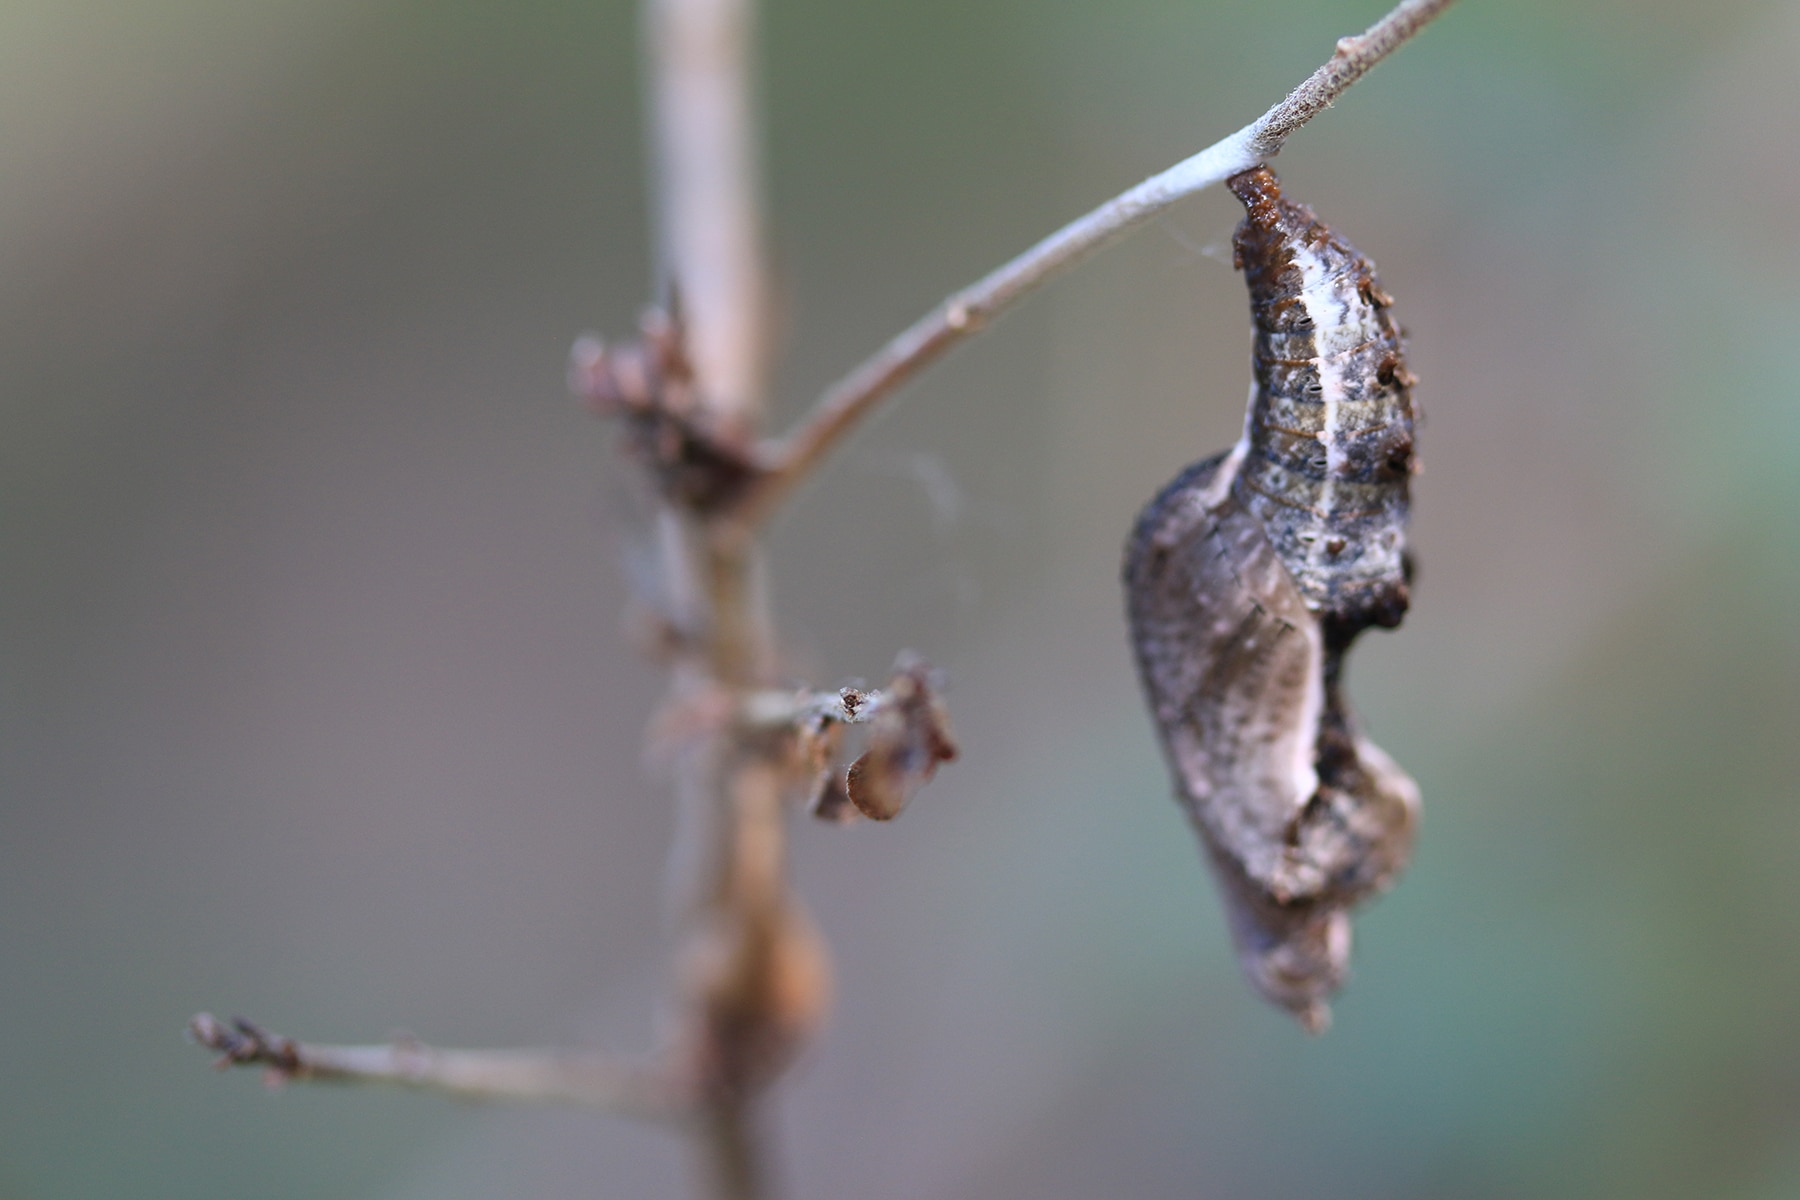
[189,1014,680,1115]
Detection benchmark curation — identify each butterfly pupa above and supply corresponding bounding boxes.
[1123,166,1419,1031]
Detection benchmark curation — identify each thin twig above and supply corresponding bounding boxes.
[745,0,1457,523]
[738,684,883,730]
[188,1014,681,1116]
[700,1100,768,1200]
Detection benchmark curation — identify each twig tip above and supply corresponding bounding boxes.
[188,1012,305,1077]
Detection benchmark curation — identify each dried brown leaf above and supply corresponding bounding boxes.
[843,658,957,822]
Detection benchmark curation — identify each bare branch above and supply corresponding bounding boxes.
[1246,0,1457,155]
[188,1014,681,1116]
[643,1,797,1197]
[746,0,1457,523]
[645,0,771,421]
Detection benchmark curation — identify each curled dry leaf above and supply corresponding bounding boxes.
[844,660,958,822]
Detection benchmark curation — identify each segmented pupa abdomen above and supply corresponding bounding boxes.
[1228,166,1416,633]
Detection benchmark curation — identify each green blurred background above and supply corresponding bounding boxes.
[7,0,1800,1196]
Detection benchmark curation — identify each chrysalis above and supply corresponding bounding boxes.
[1123,166,1419,1031]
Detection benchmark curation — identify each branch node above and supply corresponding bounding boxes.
[570,305,766,514]
[944,302,982,333]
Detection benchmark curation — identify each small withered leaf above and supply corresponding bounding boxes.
[844,659,958,822]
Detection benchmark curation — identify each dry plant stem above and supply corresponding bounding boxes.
[646,0,789,1196]
[188,1015,678,1114]
[646,0,770,419]
[702,1106,759,1200]
[669,535,787,1200]
[748,0,1457,523]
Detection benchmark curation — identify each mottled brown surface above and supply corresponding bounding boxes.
[1125,450,1417,1028]
[1122,170,1420,1028]
[1227,165,1415,635]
